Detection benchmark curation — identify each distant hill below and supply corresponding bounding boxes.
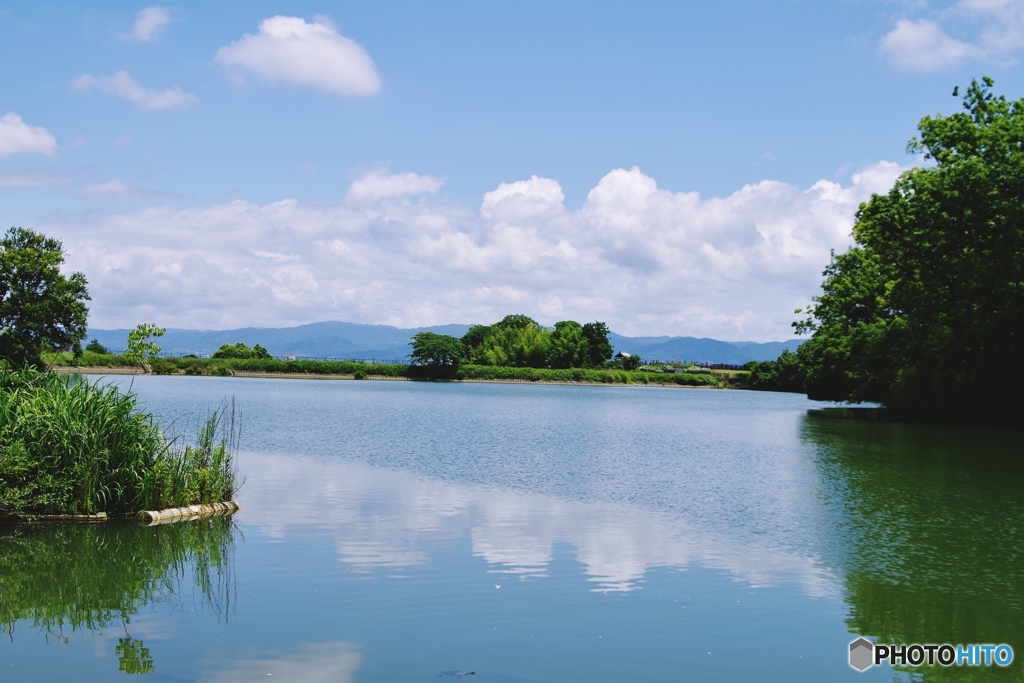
[87,321,801,365]
[608,333,801,365]
[87,321,473,363]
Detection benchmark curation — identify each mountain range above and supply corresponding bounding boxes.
[87,321,801,365]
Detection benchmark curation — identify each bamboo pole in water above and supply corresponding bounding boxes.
[0,512,109,523]
[142,500,240,525]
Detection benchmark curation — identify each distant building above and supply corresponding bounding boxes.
[614,351,631,360]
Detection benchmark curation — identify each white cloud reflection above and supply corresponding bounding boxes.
[237,452,838,595]
[204,642,361,683]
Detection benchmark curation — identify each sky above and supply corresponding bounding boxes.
[1,1,1022,341]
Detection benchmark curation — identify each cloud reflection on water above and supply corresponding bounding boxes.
[203,642,361,683]
[238,452,838,594]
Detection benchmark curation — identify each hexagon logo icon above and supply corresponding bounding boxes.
[849,638,874,671]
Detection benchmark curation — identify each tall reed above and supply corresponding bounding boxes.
[0,370,238,515]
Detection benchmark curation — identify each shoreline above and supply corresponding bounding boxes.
[54,366,725,388]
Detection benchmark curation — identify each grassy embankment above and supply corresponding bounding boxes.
[50,351,736,386]
[0,370,239,516]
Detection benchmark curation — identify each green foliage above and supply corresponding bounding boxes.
[459,314,614,369]
[493,314,541,330]
[84,339,109,355]
[747,349,804,392]
[211,342,271,359]
[469,323,548,367]
[546,321,589,369]
[409,332,466,371]
[796,78,1024,422]
[149,358,178,375]
[0,228,89,369]
[124,323,165,370]
[454,363,719,386]
[0,370,238,514]
[461,324,491,350]
[582,321,614,367]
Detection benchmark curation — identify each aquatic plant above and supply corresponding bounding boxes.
[0,370,239,515]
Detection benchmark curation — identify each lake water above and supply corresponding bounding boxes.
[3,376,1023,682]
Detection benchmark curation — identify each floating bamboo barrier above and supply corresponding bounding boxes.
[142,500,240,526]
[0,512,108,523]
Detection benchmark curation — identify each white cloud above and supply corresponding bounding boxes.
[956,0,1024,52]
[121,6,170,43]
[0,169,74,187]
[73,71,197,111]
[880,1,1024,69]
[44,163,906,341]
[880,18,976,69]
[215,16,381,96]
[0,113,58,156]
[73,179,176,201]
[481,175,565,222]
[345,169,443,204]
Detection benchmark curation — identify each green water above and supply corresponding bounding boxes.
[1,377,1021,681]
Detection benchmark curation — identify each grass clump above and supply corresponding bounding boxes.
[0,370,239,515]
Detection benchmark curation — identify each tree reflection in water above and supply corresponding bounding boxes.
[0,517,236,675]
[803,413,1024,681]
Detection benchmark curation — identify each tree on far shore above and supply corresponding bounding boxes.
[409,332,465,370]
[124,323,165,371]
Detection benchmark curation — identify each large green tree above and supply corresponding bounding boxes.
[0,228,89,369]
[546,320,589,369]
[409,332,465,369]
[796,78,1024,422]
[581,321,613,367]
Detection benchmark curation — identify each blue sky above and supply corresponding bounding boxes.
[1,1,1021,340]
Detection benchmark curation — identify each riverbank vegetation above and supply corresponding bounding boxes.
[0,370,239,516]
[751,79,1024,426]
[50,352,724,386]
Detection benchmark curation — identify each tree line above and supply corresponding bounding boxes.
[409,314,619,374]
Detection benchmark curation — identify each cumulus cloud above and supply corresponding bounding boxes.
[881,18,976,69]
[345,169,443,204]
[0,113,58,156]
[959,0,1024,47]
[880,1,1024,70]
[481,175,565,222]
[121,6,170,43]
[73,71,197,110]
[43,163,906,341]
[215,16,381,95]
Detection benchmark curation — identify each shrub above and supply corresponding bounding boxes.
[149,359,177,375]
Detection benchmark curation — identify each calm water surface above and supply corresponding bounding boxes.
[3,377,1023,682]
